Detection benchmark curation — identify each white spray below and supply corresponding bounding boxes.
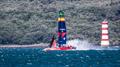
[67,39,119,50]
[67,39,94,50]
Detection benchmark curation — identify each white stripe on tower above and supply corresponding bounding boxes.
[101,20,109,46]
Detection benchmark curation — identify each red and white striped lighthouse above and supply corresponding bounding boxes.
[101,20,109,46]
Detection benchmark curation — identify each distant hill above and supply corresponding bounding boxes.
[0,0,119,45]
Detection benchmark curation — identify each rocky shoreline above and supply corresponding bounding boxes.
[0,43,48,48]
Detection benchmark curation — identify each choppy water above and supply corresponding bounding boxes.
[0,48,120,67]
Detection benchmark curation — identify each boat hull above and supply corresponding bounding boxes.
[43,46,75,51]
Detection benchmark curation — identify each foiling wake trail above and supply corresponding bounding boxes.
[67,39,120,50]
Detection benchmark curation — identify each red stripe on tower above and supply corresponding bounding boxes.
[101,39,109,41]
[101,20,109,46]
[101,23,108,24]
[102,33,108,35]
[101,28,108,30]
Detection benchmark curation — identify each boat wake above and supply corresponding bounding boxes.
[67,39,119,50]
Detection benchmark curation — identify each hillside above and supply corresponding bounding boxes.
[0,0,119,45]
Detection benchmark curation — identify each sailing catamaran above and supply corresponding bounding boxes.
[43,11,76,51]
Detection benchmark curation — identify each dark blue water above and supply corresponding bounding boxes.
[0,48,120,67]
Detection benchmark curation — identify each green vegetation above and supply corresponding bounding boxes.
[0,0,119,45]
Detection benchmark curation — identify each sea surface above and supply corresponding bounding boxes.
[0,47,120,67]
